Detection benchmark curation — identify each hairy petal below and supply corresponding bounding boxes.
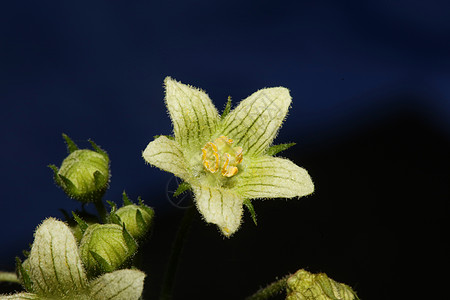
[164,77,219,150]
[143,136,190,181]
[192,184,244,237]
[89,269,145,300]
[28,218,88,297]
[221,87,291,156]
[236,156,314,199]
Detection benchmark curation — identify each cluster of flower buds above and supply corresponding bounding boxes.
[7,135,156,299]
[47,135,154,278]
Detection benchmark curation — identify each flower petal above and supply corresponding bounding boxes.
[89,269,145,300]
[164,77,219,149]
[236,156,314,199]
[221,87,291,156]
[143,136,190,180]
[192,184,244,237]
[28,218,88,297]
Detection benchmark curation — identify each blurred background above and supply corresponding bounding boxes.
[1,1,448,299]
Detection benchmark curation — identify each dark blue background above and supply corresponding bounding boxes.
[1,1,449,299]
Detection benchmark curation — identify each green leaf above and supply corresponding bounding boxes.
[173,181,191,197]
[72,212,89,234]
[221,96,232,120]
[62,133,79,153]
[122,191,133,206]
[265,143,296,156]
[243,199,257,226]
[15,258,32,291]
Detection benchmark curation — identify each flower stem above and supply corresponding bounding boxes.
[0,271,20,284]
[94,199,107,223]
[245,275,289,300]
[159,205,195,300]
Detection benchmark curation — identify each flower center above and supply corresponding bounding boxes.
[201,135,243,177]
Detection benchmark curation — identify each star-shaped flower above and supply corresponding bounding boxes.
[143,77,314,237]
[1,218,145,300]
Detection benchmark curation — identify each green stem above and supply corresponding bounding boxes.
[159,205,195,300]
[0,271,20,284]
[245,275,290,300]
[94,199,107,223]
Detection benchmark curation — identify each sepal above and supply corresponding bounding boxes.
[15,257,32,292]
[173,181,191,197]
[221,96,232,120]
[62,133,79,153]
[72,212,89,234]
[122,191,133,206]
[243,199,257,226]
[266,142,296,156]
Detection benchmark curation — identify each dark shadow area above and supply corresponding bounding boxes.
[135,109,448,300]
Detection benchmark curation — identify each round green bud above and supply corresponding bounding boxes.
[55,149,110,203]
[116,204,154,240]
[286,269,359,300]
[79,224,137,276]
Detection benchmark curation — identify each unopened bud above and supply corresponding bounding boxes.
[286,269,359,300]
[115,203,154,240]
[49,134,110,203]
[79,224,137,276]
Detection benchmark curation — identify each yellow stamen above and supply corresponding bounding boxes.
[202,142,219,173]
[201,135,243,177]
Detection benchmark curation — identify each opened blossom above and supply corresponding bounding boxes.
[143,77,314,237]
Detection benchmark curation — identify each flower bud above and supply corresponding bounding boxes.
[49,134,110,203]
[79,224,137,276]
[115,203,154,240]
[286,269,359,300]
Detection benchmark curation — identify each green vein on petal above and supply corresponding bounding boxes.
[221,87,291,156]
[142,136,190,181]
[191,184,244,237]
[28,218,88,297]
[164,77,219,150]
[236,156,314,199]
[89,269,145,300]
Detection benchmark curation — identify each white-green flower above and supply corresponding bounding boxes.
[143,77,314,237]
[1,218,145,300]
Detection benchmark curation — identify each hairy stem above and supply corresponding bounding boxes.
[245,275,290,300]
[0,271,20,284]
[159,205,195,300]
[94,199,107,223]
